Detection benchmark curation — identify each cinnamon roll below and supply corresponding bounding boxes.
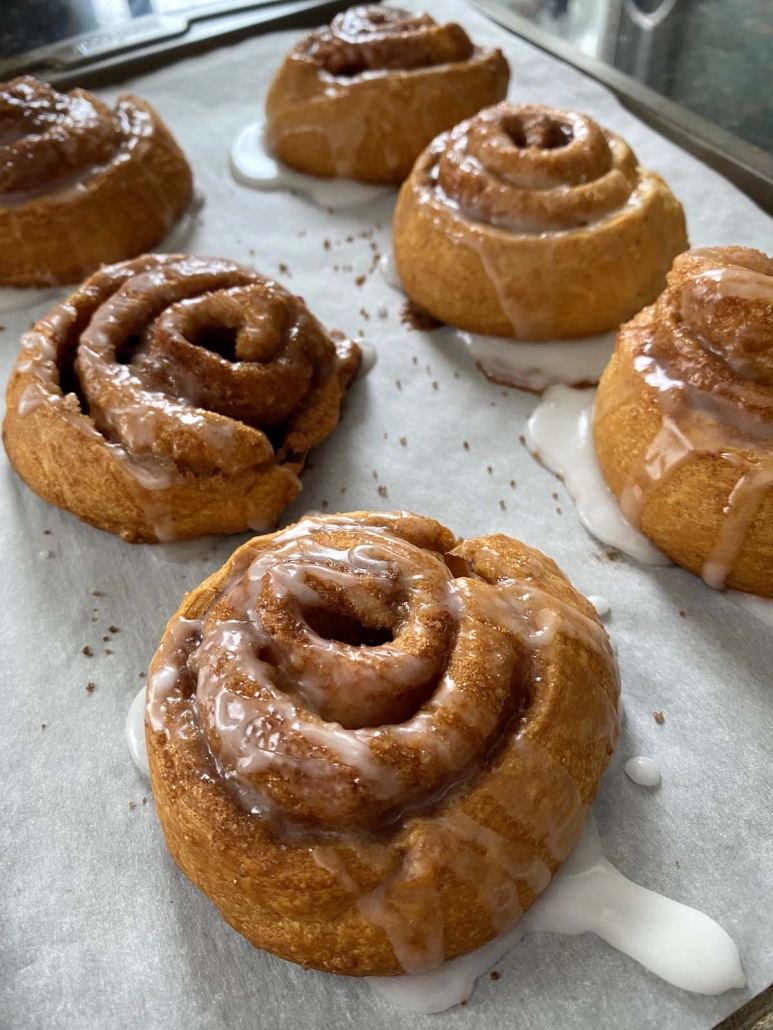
[393,102,688,339]
[145,511,619,975]
[265,6,509,184]
[2,255,360,543]
[593,246,773,597]
[0,77,193,288]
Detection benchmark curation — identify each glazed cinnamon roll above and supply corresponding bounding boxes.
[2,255,360,542]
[265,6,509,184]
[393,103,687,339]
[593,246,773,597]
[146,511,619,975]
[0,77,193,288]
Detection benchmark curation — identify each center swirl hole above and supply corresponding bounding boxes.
[191,325,238,362]
[504,113,572,151]
[302,606,394,648]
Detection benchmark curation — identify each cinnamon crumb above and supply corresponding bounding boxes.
[298,229,306,237]
[104,649,113,656]
[41,723,46,730]
[341,486,347,494]
[654,711,665,725]
[91,590,101,597]
[129,801,136,810]
[556,506,562,514]
[399,436,407,446]
[675,859,680,867]
[355,275,366,287]
[142,797,148,805]
[460,1000,468,1007]
[321,499,329,509]
[86,682,96,693]
[82,646,92,657]
[377,485,388,498]
[278,262,290,275]
[383,432,388,440]
[109,625,118,634]
[490,971,501,981]
[425,364,432,374]
[487,466,492,474]
[333,263,340,272]
[395,380,402,391]
[0,325,5,332]
[248,247,255,256]
[346,235,354,243]
[323,239,331,250]
[91,617,97,622]
[359,307,370,320]
[551,492,559,500]
[499,500,506,511]
[139,671,146,678]
[432,381,438,391]
[463,441,469,450]
[102,636,110,642]
[678,609,686,617]
[605,549,621,562]
[43,529,51,535]
[510,479,516,487]
[399,300,441,332]
[518,434,525,446]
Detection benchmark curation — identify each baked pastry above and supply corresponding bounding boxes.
[0,76,193,287]
[265,6,509,184]
[2,254,360,542]
[593,246,773,597]
[146,511,619,975]
[393,102,688,339]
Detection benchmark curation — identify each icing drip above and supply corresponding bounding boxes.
[368,815,743,1011]
[459,330,615,392]
[230,121,393,208]
[623,756,661,787]
[526,385,670,564]
[127,686,150,776]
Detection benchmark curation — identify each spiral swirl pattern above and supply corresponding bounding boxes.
[0,77,193,287]
[593,246,773,595]
[3,255,360,541]
[304,6,473,75]
[146,512,619,973]
[393,101,687,338]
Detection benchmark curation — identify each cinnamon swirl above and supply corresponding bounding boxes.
[2,254,360,542]
[265,6,509,184]
[0,77,193,288]
[393,102,688,339]
[145,511,619,975]
[593,246,773,597]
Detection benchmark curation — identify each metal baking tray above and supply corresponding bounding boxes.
[4,2,771,1026]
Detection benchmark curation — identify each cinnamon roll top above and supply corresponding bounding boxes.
[0,77,193,287]
[3,255,360,541]
[593,246,773,596]
[146,512,620,974]
[393,102,687,339]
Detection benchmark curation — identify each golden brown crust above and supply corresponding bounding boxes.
[0,77,193,287]
[146,511,619,975]
[593,246,773,596]
[393,103,688,339]
[2,254,361,542]
[265,6,509,184]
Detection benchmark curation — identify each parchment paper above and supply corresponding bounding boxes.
[1,3,771,1028]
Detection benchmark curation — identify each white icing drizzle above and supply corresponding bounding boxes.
[458,331,615,393]
[624,756,661,787]
[357,342,378,376]
[526,385,670,564]
[379,251,404,292]
[229,121,393,209]
[368,815,744,1012]
[586,595,611,618]
[127,685,150,777]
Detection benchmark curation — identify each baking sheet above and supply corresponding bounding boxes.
[1,2,771,1028]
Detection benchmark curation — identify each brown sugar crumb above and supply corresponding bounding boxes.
[499,499,506,511]
[487,466,493,474]
[551,492,559,500]
[510,479,516,488]
[432,381,439,391]
[399,300,442,332]
[41,723,46,730]
[82,646,92,657]
[605,549,621,562]
[346,235,354,243]
[139,671,146,679]
[518,434,526,446]
[104,649,113,656]
[399,436,407,447]
[142,797,148,805]
[323,239,331,250]
[86,682,96,693]
[355,275,366,287]
[359,307,370,320]
[43,529,51,535]
[463,441,470,450]
[91,617,98,622]
[129,801,136,810]
[109,625,118,634]
[321,499,329,509]
[490,971,501,981]
[678,609,686,617]
[102,636,110,642]
[395,380,402,391]
[654,711,665,725]
[278,262,290,275]
[91,590,101,597]
[377,485,388,498]
[459,1000,468,1007]
[556,507,562,514]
